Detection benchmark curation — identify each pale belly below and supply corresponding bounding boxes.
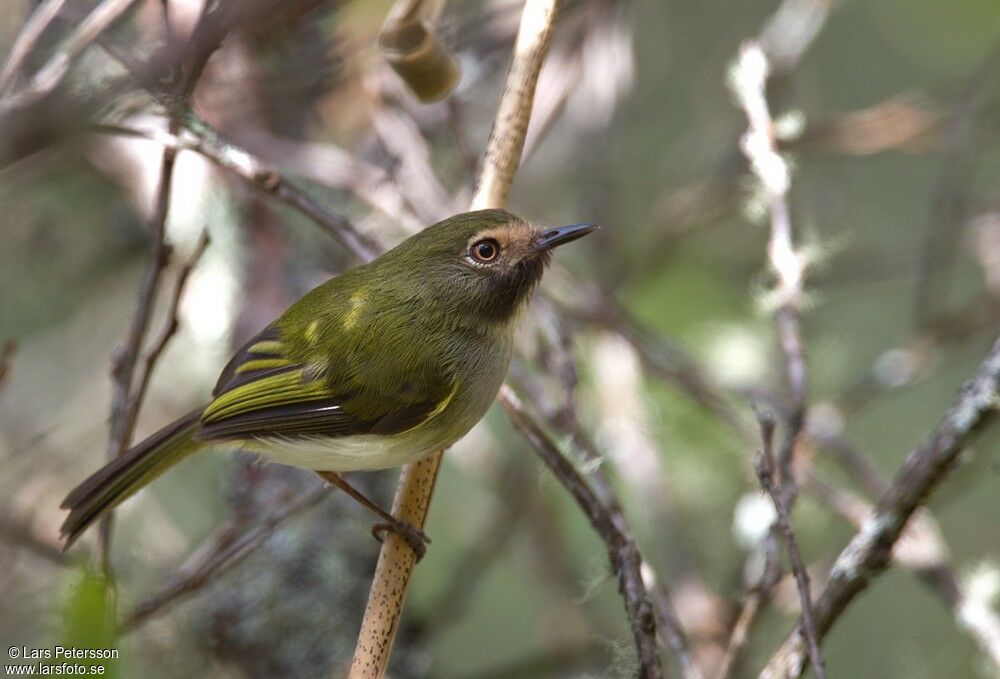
[242,429,444,472]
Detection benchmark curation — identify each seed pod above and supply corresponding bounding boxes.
[379,0,460,102]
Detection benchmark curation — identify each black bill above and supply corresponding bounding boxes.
[536,223,598,250]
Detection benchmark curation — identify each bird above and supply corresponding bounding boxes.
[60,208,595,555]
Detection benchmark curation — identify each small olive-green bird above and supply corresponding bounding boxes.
[61,209,594,549]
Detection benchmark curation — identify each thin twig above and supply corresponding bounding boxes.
[0,0,69,96]
[120,484,329,634]
[805,473,1000,673]
[641,563,702,679]
[732,42,809,485]
[350,2,562,676]
[729,39,823,679]
[760,335,1000,678]
[754,412,826,679]
[82,29,382,265]
[126,229,211,422]
[97,141,178,574]
[141,115,381,263]
[500,387,662,678]
[2,0,140,109]
[715,530,781,679]
[515,308,695,676]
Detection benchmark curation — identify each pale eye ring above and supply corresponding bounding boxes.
[470,238,501,263]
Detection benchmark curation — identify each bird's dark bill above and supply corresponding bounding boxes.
[536,223,597,250]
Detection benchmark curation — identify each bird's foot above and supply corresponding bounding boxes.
[371,518,431,561]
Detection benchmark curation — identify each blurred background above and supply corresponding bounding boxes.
[1,0,999,677]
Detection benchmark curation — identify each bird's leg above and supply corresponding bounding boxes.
[315,471,430,560]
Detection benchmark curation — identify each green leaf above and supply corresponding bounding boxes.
[56,566,119,678]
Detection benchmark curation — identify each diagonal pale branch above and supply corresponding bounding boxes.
[348,2,561,676]
[760,335,1000,678]
[805,472,1000,673]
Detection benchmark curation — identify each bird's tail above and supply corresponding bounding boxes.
[60,409,204,549]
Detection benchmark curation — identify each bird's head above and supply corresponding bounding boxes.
[381,209,596,324]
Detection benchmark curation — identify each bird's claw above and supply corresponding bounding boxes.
[371,519,431,561]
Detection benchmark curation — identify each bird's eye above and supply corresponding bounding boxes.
[470,238,501,263]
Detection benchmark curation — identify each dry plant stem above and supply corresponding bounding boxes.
[0,0,68,95]
[754,414,826,679]
[760,335,1000,678]
[120,485,329,634]
[349,2,561,676]
[471,0,559,210]
[97,143,177,574]
[500,387,662,678]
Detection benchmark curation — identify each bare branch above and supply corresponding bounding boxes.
[0,0,68,96]
[126,229,211,451]
[120,485,329,634]
[806,473,1000,672]
[97,141,178,573]
[754,412,826,679]
[500,387,662,678]
[761,335,1000,678]
[82,26,382,264]
[98,117,381,264]
[732,42,809,482]
[714,535,779,679]
[2,0,140,109]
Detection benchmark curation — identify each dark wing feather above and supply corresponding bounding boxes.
[212,325,287,397]
[196,324,452,443]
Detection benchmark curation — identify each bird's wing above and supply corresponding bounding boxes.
[195,324,454,442]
